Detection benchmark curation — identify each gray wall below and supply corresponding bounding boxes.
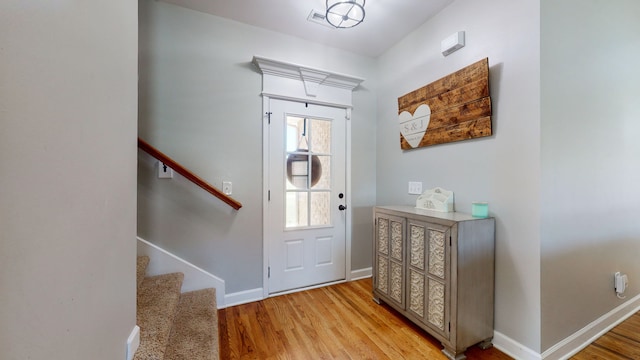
[0,2,138,360]
[376,0,541,352]
[138,0,377,294]
[541,0,640,351]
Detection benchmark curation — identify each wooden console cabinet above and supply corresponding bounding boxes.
[372,206,495,360]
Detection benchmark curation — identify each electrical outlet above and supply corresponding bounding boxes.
[408,181,423,195]
[222,181,232,195]
[615,272,628,294]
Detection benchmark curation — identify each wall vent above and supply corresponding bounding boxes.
[307,9,334,28]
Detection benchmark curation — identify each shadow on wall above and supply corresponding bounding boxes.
[137,150,238,244]
[488,62,503,136]
[350,205,374,270]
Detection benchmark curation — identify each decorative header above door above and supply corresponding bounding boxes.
[252,56,364,109]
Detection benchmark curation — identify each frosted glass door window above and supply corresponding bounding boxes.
[285,116,331,228]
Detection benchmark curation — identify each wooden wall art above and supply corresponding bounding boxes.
[398,58,492,150]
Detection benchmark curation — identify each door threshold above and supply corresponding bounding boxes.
[268,279,347,298]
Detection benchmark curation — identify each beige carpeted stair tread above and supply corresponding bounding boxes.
[134,272,184,360]
[164,288,219,360]
[137,256,150,289]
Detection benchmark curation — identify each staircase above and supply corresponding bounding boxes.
[135,256,219,360]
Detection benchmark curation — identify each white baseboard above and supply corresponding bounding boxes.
[493,331,541,360]
[351,267,372,280]
[541,292,640,359]
[491,293,640,360]
[137,237,226,307]
[224,288,264,308]
[126,325,140,360]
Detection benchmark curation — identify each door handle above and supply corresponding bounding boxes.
[338,205,347,211]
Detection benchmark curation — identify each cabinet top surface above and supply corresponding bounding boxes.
[375,205,490,222]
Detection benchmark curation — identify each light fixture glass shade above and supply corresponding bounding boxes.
[326,0,365,28]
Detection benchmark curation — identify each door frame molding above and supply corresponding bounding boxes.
[253,56,364,297]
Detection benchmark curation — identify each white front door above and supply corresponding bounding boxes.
[267,99,347,294]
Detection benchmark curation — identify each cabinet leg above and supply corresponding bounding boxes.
[372,296,380,304]
[478,338,493,350]
[442,346,466,360]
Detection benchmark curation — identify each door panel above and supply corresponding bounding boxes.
[374,213,406,309]
[406,219,451,339]
[268,99,347,294]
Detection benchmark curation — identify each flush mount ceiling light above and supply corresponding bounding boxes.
[326,0,366,28]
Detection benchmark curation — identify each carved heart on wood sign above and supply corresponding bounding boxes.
[398,104,431,149]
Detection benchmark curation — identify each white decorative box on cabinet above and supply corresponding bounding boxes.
[373,206,495,360]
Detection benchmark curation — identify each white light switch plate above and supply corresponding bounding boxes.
[222,181,232,195]
[408,181,423,195]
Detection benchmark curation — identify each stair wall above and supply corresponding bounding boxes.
[137,237,226,307]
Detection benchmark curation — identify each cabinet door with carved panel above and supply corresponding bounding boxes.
[373,213,406,308]
[406,219,451,339]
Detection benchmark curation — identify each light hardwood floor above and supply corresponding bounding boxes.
[218,278,510,359]
[219,278,640,359]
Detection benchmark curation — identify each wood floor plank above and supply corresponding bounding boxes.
[593,332,640,359]
[324,284,429,359]
[571,344,633,360]
[611,313,640,343]
[219,279,510,359]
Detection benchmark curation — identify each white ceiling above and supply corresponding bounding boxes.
[159,0,454,58]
